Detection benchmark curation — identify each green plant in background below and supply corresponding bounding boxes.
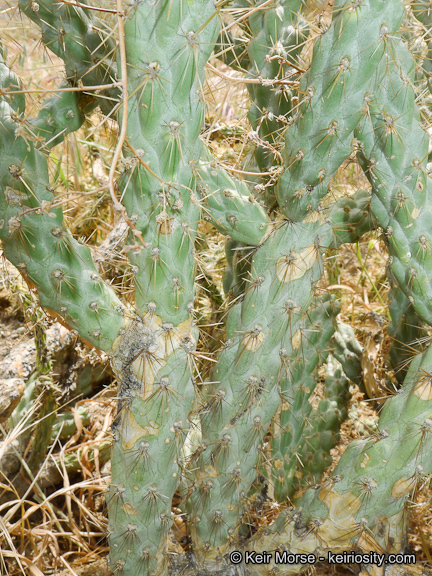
[2,0,432,575]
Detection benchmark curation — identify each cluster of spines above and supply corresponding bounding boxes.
[271,301,362,501]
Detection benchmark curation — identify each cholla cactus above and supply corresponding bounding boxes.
[2,0,432,575]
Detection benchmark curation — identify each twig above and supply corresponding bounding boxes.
[58,0,118,13]
[1,82,121,95]
[220,0,276,33]
[108,0,128,212]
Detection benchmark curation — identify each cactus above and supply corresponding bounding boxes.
[3,0,432,575]
[277,0,405,221]
[189,218,334,561]
[247,344,432,574]
[18,0,119,116]
[388,270,424,384]
[411,0,432,94]
[355,35,432,326]
[272,298,362,501]
[245,0,309,175]
[331,319,363,387]
[294,354,351,490]
[272,293,340,501]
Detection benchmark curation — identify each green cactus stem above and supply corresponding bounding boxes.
[272,294,340,502]
[355,36,432,326]
[328,189,375,248]
[331,320,363,388]
[388,269,423,384]
[0,100,126,350]
[105,2,224,574]
[293,354,350,491]
[246,0,309,175]
[195,160,271,246]
[277,0,405,221]
[189,218,334,561]
[18,0,119,116]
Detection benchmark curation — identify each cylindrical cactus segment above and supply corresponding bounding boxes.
[328,189,374,248]
[107,2,223,574]
[246,344,432,575]
[388,268,423,384]
[292,354,351,492]
[109,342,197,576]
[195,161,271,245]
[2,23,95,150]
[28,88,86,150]
[272,293,340,501]
[121,0,219,163]
[0,101,125,350]
[118,0,265,322]
[355,37,432,326]
[246,0,309,174]
[277,0,405,221]
[331,320,363,388]
[189,219,334,560]
[18,0,118,115]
